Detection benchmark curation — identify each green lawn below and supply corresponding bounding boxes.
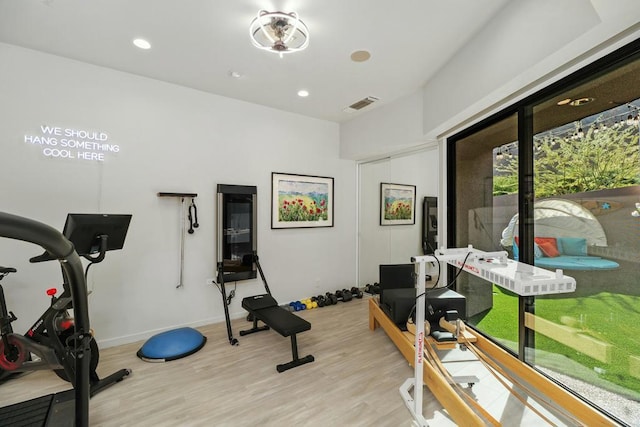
[471,285,640,396]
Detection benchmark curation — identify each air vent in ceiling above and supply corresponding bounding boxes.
[345,96,379,112]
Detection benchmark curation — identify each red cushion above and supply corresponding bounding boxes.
[534,237,560,257]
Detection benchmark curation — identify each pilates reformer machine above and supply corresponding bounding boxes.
[369,246,617,426]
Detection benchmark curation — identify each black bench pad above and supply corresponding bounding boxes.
[242,294,310,337]
[251,306,310,336]
[241,294,314,372]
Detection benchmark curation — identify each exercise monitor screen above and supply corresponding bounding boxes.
[63,213,132,256]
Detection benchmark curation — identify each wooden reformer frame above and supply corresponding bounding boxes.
[369,292,616,426]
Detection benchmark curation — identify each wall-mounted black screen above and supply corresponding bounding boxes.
[422,196,438,255]
[216,184,257,282]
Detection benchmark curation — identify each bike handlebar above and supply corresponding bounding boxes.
[0,211,90,425]
[0,212,75,259]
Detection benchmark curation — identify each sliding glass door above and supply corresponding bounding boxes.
[448,40,640,424]
[528,54,640,422]
[449,113,520,353]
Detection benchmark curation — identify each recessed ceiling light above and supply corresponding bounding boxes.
[556,98,572,106]
[229,71,243,79]
[569,97,594,106]
[297,90,309,97]
[133,38,151,50]
[350,50,371,62]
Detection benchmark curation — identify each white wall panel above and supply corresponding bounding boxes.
[358,148,439,287]
[340,1,640,160]
[0,43,356,347]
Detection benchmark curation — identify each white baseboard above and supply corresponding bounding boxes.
[96,310,247,348]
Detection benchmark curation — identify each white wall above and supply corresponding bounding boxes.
[343,2,640,282]
[358,148,439,286]
[340,91,425,161]
[422,0,621,139]
[0,43,356,347]
[340,0,640,159]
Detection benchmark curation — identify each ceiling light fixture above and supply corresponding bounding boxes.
[569,97,594,106]
[133,38,151,50]
[297,90,309,97]
[249,10,309,58]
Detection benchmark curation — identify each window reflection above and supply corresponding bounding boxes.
[453,52,640,424]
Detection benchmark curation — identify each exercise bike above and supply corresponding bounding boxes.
[0,213,132,397]
[0,265,105,387]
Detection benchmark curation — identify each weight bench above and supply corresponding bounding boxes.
[240,294,314,372]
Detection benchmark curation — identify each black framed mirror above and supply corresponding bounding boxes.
[422,196,437,255]
[216,184,257,282]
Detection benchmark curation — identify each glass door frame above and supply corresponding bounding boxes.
[446,38,640,361]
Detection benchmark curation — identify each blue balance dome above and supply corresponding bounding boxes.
[137,327,206,362]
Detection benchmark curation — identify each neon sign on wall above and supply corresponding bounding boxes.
[24,125,120,161]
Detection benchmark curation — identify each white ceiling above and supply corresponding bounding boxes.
[0,0,509,123]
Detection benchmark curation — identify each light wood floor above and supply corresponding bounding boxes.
[2,296,424,426]
[0,296,608,426]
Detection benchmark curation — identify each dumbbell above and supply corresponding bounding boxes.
[325,292,338,305]
[335,289,353,302]
[350,287,363,299]
[312,295,326,307]
[365,283,380,295]
[289,301,305,311]
[319,295,329,307]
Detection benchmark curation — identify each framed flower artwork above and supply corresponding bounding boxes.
[271,172,334,229]
[380,182,416,226]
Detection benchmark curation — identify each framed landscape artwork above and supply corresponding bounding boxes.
[272,172,334,229]
[380,182,416,226]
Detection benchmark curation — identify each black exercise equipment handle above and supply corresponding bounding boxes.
[0,211,90,426]
[218,252,271,346]
[253,253,271,296]
[187,199,199,235]
[188,206,194,234]
[0,266,16,275]
[191,199,199,229]
[217,262,238,346]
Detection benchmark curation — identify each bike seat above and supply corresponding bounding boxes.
[0,266,17,274]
